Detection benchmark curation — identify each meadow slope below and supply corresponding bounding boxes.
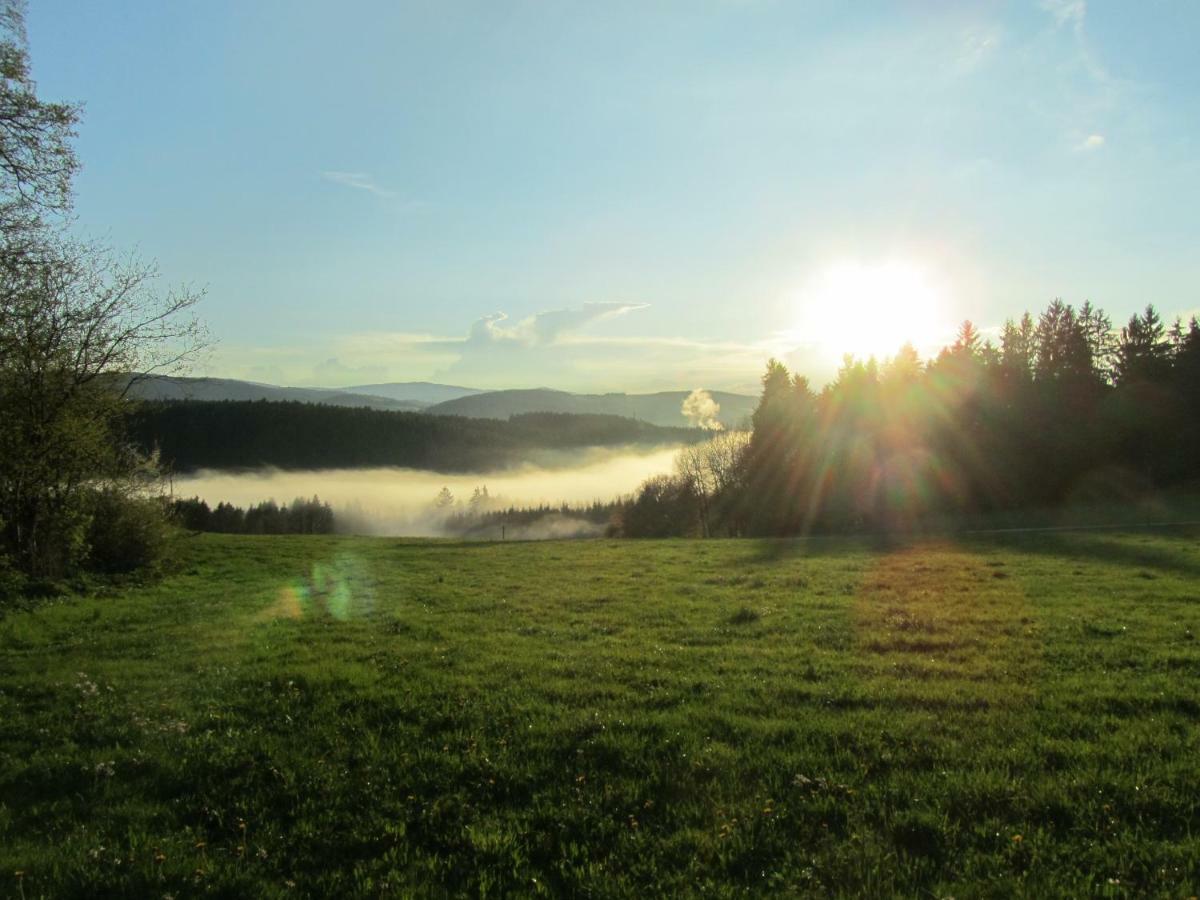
[2,531,1199,897]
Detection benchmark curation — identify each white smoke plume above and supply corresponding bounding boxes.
[682,388,724,430]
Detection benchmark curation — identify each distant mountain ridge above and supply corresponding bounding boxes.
[125,376,757,428]
[123,375,427,411]
[343,381,483,404]
[425,388,756,429]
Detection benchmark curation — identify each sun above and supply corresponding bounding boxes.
[792,260,950,361]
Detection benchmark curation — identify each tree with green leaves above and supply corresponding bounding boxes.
[0,2,206,579]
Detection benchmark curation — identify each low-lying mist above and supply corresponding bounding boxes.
[172,445,680,538]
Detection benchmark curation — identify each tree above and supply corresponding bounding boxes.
[1114,304,1171,385]
[0,0,77,255]
[999,312,1036,386]
[1078,300,1116,384]
[674,430,750,537]
[0,4,206,578]
[622,474,700,538]
[1033,299,1091,383]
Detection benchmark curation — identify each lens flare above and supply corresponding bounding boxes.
[266,553,376,621]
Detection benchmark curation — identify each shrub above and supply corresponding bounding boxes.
[0,551,25,603]
[622,474,701,538]
[84,489,173,574]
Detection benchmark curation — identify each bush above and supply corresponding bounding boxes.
[622,474,701,538]
[0,551,25,603]
[85,489,173,574]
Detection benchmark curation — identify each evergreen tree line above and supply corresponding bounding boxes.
[623,301,1200,537]
[444,499,621,538]
[172,496,335,535]
[128,402,703,473]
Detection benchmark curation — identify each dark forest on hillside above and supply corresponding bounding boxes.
[622,302,1200,537]
[128,402,704,473]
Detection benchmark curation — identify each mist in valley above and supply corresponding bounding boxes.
[172,445,681,537]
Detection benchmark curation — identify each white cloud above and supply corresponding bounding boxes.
[321,170,396,198]
[954,26,1002,73]
[197,304,782,394]
[466,302,649,347]
[1077,133,1105,151]
[1041,0,1086,29]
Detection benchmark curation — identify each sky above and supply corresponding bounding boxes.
[27,1,1200,393]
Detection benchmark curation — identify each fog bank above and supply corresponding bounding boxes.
[172,445,679,537]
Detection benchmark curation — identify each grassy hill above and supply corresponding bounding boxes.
[2,531,1199,896]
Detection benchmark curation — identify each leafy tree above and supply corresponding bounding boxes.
[622,474,700,538]
[0,4,205,578]
[0,0,78,254]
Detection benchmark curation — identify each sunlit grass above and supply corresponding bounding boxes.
[2,530,1199,896]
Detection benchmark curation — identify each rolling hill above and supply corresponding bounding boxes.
[122,375,428,411]
[425,388,756,429]
[343,381,484,404]
[121,377,757,428]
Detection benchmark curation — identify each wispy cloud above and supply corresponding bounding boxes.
[1041,0,1086,29]
[466,302,650,347]
[954,26,1002,74]
[199,303,781,394]
[321,170,396,198]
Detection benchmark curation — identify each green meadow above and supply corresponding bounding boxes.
[2,530,1199,898]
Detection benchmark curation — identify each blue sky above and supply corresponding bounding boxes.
[28,1,1200,392]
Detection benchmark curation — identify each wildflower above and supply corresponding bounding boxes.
[1011,834,1023,844]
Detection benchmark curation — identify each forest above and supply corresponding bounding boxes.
[622,301,1200,537]
[128,403,703,473]
[171,496,336,535]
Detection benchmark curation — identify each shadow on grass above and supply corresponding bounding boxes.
[965,527,1200,580]
[751,532,904,563]
[747,522,1200,579]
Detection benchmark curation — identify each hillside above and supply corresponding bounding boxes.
[426,388,757,428]
[343,381,484,404]
[123,375,428,411]
[3,531,1198,895]
[128,400,704,472]
[120,378,757,429]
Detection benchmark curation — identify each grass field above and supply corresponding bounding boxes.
[2,529,1199,897]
